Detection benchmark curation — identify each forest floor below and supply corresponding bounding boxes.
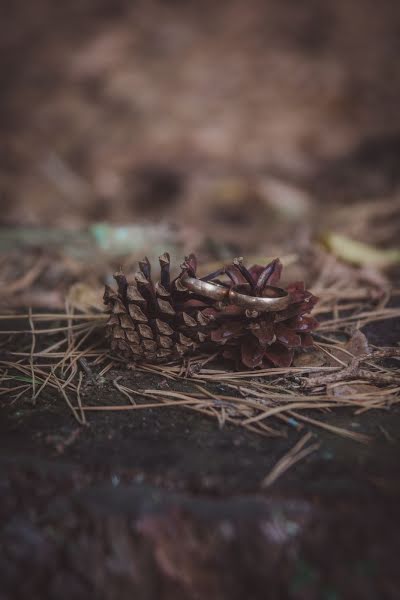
[1,1,400,598]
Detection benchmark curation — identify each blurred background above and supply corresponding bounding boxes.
[1,0,400,304]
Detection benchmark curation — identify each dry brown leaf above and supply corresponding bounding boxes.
[344,330,370,359]
[293,349,326,367]
[66,283,104,312]
[330,382,381,397]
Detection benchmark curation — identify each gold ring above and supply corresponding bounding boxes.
[228,285,290,312]
[181,276,290,312]
[180,276,229,301]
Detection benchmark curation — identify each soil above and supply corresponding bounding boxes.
[1,315,400,599]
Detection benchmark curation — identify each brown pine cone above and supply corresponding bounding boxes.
[104,253,318,369]
[104,253,209,364]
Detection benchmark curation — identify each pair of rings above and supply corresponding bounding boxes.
[180,275,290,312]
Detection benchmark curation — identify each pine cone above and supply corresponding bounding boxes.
[104,253,208,364]
[104,253,318,369]
[204,258,319,368]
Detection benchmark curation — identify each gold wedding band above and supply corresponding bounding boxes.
[180,276,290,312]
[180,276,228,301]
[228,285,290,311]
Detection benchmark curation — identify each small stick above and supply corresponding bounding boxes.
[304,349,400,388]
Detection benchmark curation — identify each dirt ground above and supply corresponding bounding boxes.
[1,314,400,599]
[1,1,400,599]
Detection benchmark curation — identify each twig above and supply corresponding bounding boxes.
[304,348,400,388]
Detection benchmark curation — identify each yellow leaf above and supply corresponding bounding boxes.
[321,233,400,268]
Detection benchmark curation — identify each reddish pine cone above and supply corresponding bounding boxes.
[202,258,319,368]
[104,253,318,369]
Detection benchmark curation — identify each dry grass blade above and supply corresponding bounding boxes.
[75,399,208,411]
[0,313,107,321]
[240,401,335,426]
[287,411,371,443]
[113,378,136,405]
[28,308,36,400]
[51,367,82,424]
[2,256,47,295]
[76,371,86,425]
[261,432,320,488]
[318,307,400,331]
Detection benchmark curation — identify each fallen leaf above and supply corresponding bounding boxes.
[321,233,400,268]
[293,349,326,367]
[67,282,104,312]
[344,330,370,359]
[330,383,381,397]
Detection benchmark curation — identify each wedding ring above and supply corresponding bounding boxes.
[180,276,290,312]
[228,285,290,312]
[180,276,229,301]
